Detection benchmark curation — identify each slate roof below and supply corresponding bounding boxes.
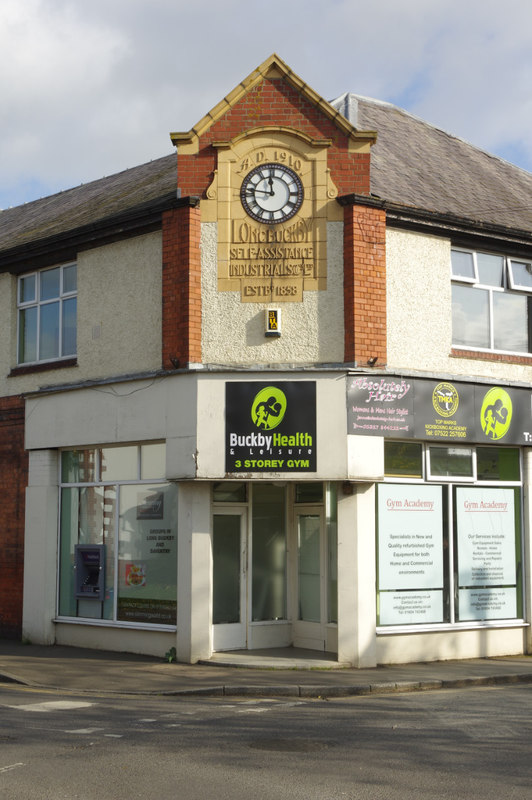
[1,94,532,262]
[352,95,532,232]
[0,154,176,258]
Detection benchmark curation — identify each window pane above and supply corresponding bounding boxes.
[39,301,60,359]
[213,514,241,624]
[59,486,116,621]
[58,488,79,617]
[430,446,473,477]
[509,260,532,290]
[140,443,166,480]
[295,483,323,503]
[40,267,60,301]
[385,441,423,478]
[63,263,77,294]
[100,446,138,482]
[477,448,520,481]
[493,292,528,352]
[117,483,177,625]
[18,306,37,363]
[61,449,96,483]
[19,274,36,303]
[452,284,489,348]
[477,253,504,287]
[62,297,77,356]
[451,250,475,279]
[213,482,247,502]
[326,483,338,624]
[252,483,286,621]
[298,514,321,622]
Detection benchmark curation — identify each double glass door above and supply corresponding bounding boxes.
[212,485,332,653]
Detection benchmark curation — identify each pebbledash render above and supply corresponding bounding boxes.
[0,55,531,665]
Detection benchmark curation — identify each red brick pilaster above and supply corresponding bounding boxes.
[162,202,202,368]
[0,395,27,638]
[344,204,387,365]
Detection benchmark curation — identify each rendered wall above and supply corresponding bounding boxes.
[376,627,525,664]
[201,222,344,365]
[1,231,163,398]
[386,228,532,383]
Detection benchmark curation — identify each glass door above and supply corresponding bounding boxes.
[293,508,326,651]
[212,509,247,651]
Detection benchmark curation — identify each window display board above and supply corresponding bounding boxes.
[455,487,517,620]
[377,485,445,625]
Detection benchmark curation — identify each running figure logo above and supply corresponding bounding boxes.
[480,387,512,440]
[251,386,287,431]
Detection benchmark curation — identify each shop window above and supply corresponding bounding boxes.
[326,483,338,624]
[384,441,423,478]
[451,248,532,354]
[376,454,523,627]
[18,263,77,364]
[428,446,474,479]
[295,483,323,503]
[58,443,177,627]
[476,447,520,481]
[453,486,523,622]
[212,482,247,503]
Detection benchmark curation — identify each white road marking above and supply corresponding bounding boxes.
[7,700,94,713]
[64,728,104,734]
[0,763,25,774]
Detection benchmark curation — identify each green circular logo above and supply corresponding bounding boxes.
[480,388,512,440]
[432,382,459,417]
[251,387,287,430]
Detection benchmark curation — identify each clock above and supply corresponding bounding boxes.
[241,163,303,224]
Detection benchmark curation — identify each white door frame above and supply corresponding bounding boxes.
[292,506,327,651]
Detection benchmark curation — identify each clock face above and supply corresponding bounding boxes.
[241,163,303,224]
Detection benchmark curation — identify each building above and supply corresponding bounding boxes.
[0,54,531,666]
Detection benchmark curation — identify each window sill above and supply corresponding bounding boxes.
[450,348,532,366]
[9,357,78,378]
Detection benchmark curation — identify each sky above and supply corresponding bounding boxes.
[2,0,532,210]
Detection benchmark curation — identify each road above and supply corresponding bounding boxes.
[0,682,530,799]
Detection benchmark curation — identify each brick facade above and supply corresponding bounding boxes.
[0,395,27,638]
[343,203,387,366]
[177,77,371,199]
[162,203,202,369]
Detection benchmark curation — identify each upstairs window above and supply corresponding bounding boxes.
[451,249,532,354]
[18,263,77,364]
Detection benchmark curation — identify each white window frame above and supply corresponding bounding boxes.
[508,259,532,292]
[17,262,77,365]
[451,248,531,355]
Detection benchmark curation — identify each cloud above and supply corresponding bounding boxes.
[1,0,532,208]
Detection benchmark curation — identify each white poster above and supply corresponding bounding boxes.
[459,588,517,621]
[379,590,443,625]
[378,484,444,591]
[456,488,516,587]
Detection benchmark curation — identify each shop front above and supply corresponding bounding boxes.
[348,374,530,664]
[21,369,530,665]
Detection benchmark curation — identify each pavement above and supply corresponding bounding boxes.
[1,640,532,698]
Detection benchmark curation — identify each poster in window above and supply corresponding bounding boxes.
[377,484,445,625]
[455,487,516,587]
[117,483,177,625]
